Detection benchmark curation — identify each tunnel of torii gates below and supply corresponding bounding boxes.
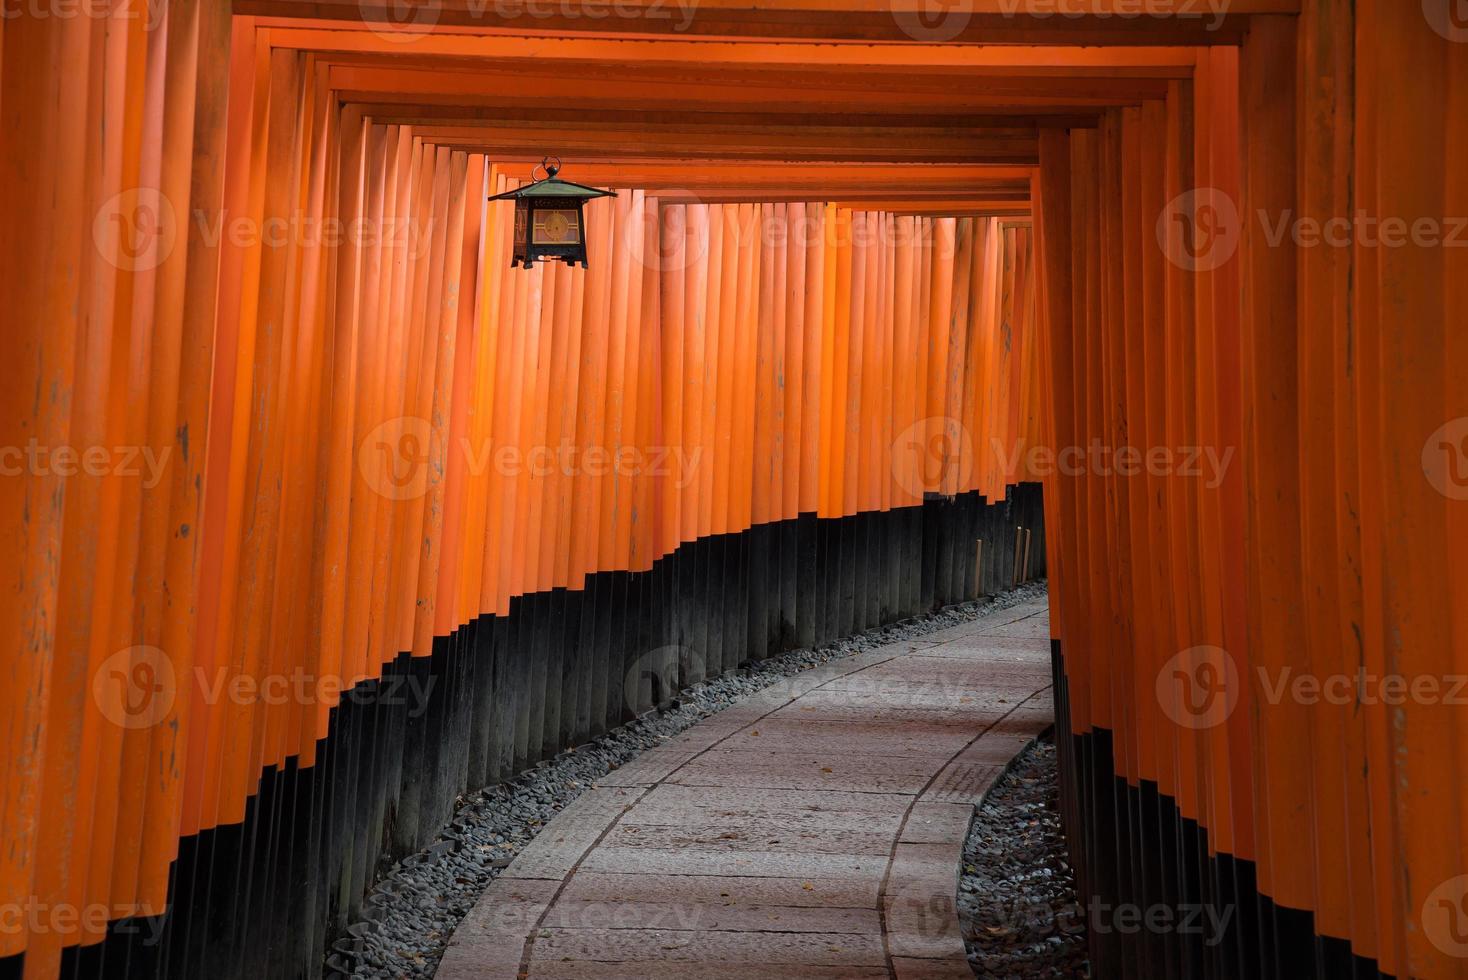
[0,1,1465,979]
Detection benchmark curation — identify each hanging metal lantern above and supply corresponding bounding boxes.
[487,157,616,269]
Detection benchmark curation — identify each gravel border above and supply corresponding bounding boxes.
[330,579,1051,979]
[959,734,1090,979]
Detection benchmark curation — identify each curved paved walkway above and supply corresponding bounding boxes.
[436,598,1053,980]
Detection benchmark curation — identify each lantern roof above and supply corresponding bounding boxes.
[486,175,616,202]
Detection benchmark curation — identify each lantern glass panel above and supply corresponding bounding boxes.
[533,207,581,245]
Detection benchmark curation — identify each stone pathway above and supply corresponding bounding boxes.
[436,598,1053,980]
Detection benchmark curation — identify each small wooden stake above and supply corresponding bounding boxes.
[974,539,984,599]
[1013,526,1025,588]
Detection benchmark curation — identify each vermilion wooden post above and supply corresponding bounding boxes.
[1364,3,1461,977]
[1295,0,1358,964]
[1239,20,1316,971]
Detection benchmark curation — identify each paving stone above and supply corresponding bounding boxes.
[595,747,705,787]
[712,730,968,760]
[538,898,880,934]
[883,840,968,960]
[528,928,887,966]
[893,954,977,979]
[922,762,1005,804]
[917,602,1048,645]
[557,872,881,910]
[773,701,990,728]
[606,822,896,857]
[918,634,1052,657]
[978,616,1052,639]
[435,949,526,980]
[667,749,941,793]
[785,689,1016,715]
[840,657,1045,683]
[899,801,978,845]
[451,878,560,940]
[436,878,555,978]
[626,783,911,831]
[578,845,891,881]
[734,716,984,753]
[889,841,962,890]
[528,962,890,979]
[984,712,1055,739]
[885,890,967,960]
[874,839,968,962]
[503,788,644,879]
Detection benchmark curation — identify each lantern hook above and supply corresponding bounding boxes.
[533,156,562,182]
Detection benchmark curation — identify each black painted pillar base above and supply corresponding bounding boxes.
[1049,641,1394,980]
